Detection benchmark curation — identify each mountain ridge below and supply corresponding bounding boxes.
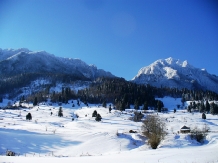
[132,57,218,93]
[1,48,218,95]
[0,48,115,79]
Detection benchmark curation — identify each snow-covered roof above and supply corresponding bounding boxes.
[180,126,190,130]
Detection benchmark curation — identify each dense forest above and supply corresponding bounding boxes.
[5,76,215,114]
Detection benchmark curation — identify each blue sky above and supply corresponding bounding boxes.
[0,0,218,80]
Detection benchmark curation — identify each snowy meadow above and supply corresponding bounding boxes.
[0,97,218,163]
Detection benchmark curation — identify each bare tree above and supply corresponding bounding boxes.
[141,115,166,149]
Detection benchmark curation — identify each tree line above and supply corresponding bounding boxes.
[2,76,218,114]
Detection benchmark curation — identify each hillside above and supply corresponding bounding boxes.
[0,48,115,98]
[0,97,218,162]
[0,48,114,79]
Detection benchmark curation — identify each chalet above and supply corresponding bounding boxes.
[180,126,190,133]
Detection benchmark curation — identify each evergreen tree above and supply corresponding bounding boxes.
[193,101,196,110]
[205,101,210,113]
[181,95,185,106]
[202,113,206,119]
[157,100,163,112]
[58,95,62,103]
[77,99,80,106]
[134,100,139,110]
[102,101,107,108]
[33,97,38,106]
[187,105,191,113]
[95,113,102,121]
[209,102,218,115]
[92,110,97,117]
[200,101,205,113]
[126,102,130,109]
[214,104,218,114]
[26,113,32,120]
[109,104,112,113]
[58,107,63,117]
[21,95,25,102]
[142,102,148,110]
[120,101,125,111]
[189,102,193,109]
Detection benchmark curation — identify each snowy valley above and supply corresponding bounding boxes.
[0,48,218,163]
[0,97,218,163]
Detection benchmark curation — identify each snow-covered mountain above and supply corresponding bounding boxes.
[132,57,218,93]
[0,48,114,79]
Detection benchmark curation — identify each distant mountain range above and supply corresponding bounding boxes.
[132,57,218,93]
[0,48,114,80]
[1,48,218,95]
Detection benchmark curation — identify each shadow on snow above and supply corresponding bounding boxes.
[0,128,82,155]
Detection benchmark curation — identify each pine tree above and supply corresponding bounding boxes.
[102,101,107,108]
[134,100,139,110]
[209,102,218,115]
[26,113,32,120]
[202,113,206,119]
[181,95,185,106]
[109,104,112,113]
[58,107,63,117]
[21,95,25,102]
[120,101,125,111]
[142,102,148,110]
[206,101,210,113]
[157,100,163,112]
[95,113,102,121]
[33,97,38,106]
[215,104,218,114]
[92,110,97,117]
[199,102,205,113]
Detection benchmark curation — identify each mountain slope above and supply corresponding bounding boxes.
[132,57,218,93]
[0,48,114,79]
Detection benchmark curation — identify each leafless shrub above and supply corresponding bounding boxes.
[53,129,57,134]
[141,115,166,149]
[132,111,144,122]
[190,125,209,143]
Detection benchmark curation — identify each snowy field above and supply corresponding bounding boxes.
[0,97,218,163]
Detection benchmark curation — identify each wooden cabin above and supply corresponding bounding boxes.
[180,126,190,133]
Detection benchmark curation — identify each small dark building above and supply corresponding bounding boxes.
[180,126,190,133]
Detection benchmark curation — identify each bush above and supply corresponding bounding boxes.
[133,111,144,122]
[190,126,207,143]
[141,115,166,149]
[149,137,160,149]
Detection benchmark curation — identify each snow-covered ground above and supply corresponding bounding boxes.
[0,97,218,163]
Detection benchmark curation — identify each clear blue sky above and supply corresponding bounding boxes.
[0,0,218,80]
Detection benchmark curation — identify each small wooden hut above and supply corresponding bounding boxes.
[180,126,190,133]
